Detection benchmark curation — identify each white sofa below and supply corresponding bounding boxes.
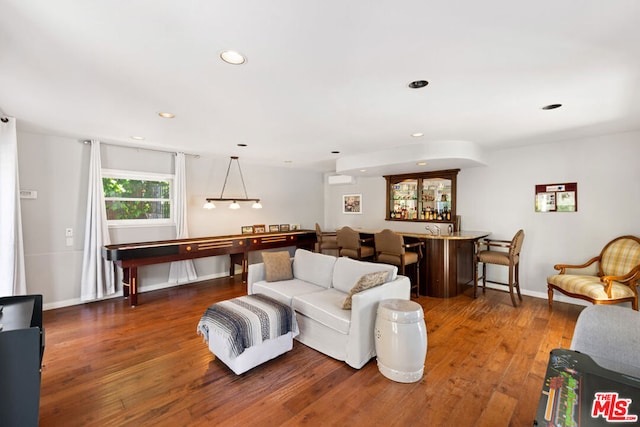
[247,249,411,369]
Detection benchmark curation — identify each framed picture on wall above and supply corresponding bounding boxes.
[343,194,362,214]
[253,224,266,233]
[269,224,280,232]
[280,224,290,231]
[241,225,254,234]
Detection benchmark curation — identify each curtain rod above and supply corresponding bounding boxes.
[82,140,200,158]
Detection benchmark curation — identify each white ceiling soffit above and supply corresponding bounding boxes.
[336,140,487,176]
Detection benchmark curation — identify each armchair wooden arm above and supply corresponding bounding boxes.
[601,266,640,298]
[553,256,600,274]
[601,264,640,286]
[477,238,511,250]
[404,241,424,257]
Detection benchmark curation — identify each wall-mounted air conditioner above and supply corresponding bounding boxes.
[327,175,355,185]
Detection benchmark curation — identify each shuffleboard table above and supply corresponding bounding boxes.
[102,230,316,306]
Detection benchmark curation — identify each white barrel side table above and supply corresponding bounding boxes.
[375,299,427,383]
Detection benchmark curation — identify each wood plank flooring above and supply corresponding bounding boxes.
[39,276,583,426]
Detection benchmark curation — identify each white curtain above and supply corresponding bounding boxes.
[168,152,197,283]
[0,117,27,296]
[80,140,114,301]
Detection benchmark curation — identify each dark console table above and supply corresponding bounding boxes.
[0,294,44,427]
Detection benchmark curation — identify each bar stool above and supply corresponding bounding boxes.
[315,223,338,255]
[474,229,525,307]
[374,229,423,298]
[336,226,375,261]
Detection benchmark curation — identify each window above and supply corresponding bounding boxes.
[102,169,173,226]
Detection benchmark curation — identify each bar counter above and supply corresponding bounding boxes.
[357,229,490,298]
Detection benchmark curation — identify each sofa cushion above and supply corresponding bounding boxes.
[332,257,398,294]
[293,289,351,335]
[341,271,389,309]
[292,249,337,289]
[262,251,293,282]
[252,279,326,306]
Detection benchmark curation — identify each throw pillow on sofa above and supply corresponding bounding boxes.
[342,271,389,309]
[332,257,397,294]
[262,251,293,282]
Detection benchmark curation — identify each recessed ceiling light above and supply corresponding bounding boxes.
[331,150,340,154]
[411,132,424,137]
[220,50,246,65]
[417,162,427,166]
[360,169,367,172]
[131,136,145,140]
[542,104,562,110]
[284,160,293,164]
[408,80,429,89]
[158,112,175,118]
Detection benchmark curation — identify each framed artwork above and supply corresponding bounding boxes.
[343,194,362,214]
[241,225,254,234]
[269,224,280,232]
[280,224,290,232]
[535,183,577,212]
[290,224,300,230]
[253,224,266,233]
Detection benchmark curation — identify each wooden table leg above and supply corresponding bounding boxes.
[241,257,249,283]
[122,266,138,307]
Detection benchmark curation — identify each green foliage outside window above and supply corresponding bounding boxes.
[103,178,171,221]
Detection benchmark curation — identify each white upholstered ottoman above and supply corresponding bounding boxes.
[197,294,298,375]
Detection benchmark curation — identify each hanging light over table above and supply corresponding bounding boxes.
[203,156,262,209]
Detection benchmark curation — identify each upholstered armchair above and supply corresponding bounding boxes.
[547,235,640,310]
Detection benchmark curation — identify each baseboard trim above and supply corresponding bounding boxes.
[43,272,230,310]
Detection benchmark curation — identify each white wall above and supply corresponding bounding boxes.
[17,128,640,309]
[17,131,324,308]
[323,131,640,305]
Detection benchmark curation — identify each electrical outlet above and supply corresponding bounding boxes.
[65,228,73,237]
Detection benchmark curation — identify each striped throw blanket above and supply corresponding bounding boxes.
[197,294,298,359]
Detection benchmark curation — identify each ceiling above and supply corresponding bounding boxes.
[2,0,639,176]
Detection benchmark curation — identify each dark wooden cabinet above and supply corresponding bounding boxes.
[385,169,459,224]
[0,294,44,427]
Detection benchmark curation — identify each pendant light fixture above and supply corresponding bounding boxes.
[203,156,262,209]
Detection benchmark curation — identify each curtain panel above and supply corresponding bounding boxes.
[168,152,197,283]
[80,140,114,301]
[0,116,27,296]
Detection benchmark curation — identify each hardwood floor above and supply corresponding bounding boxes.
[39,277,583,426]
